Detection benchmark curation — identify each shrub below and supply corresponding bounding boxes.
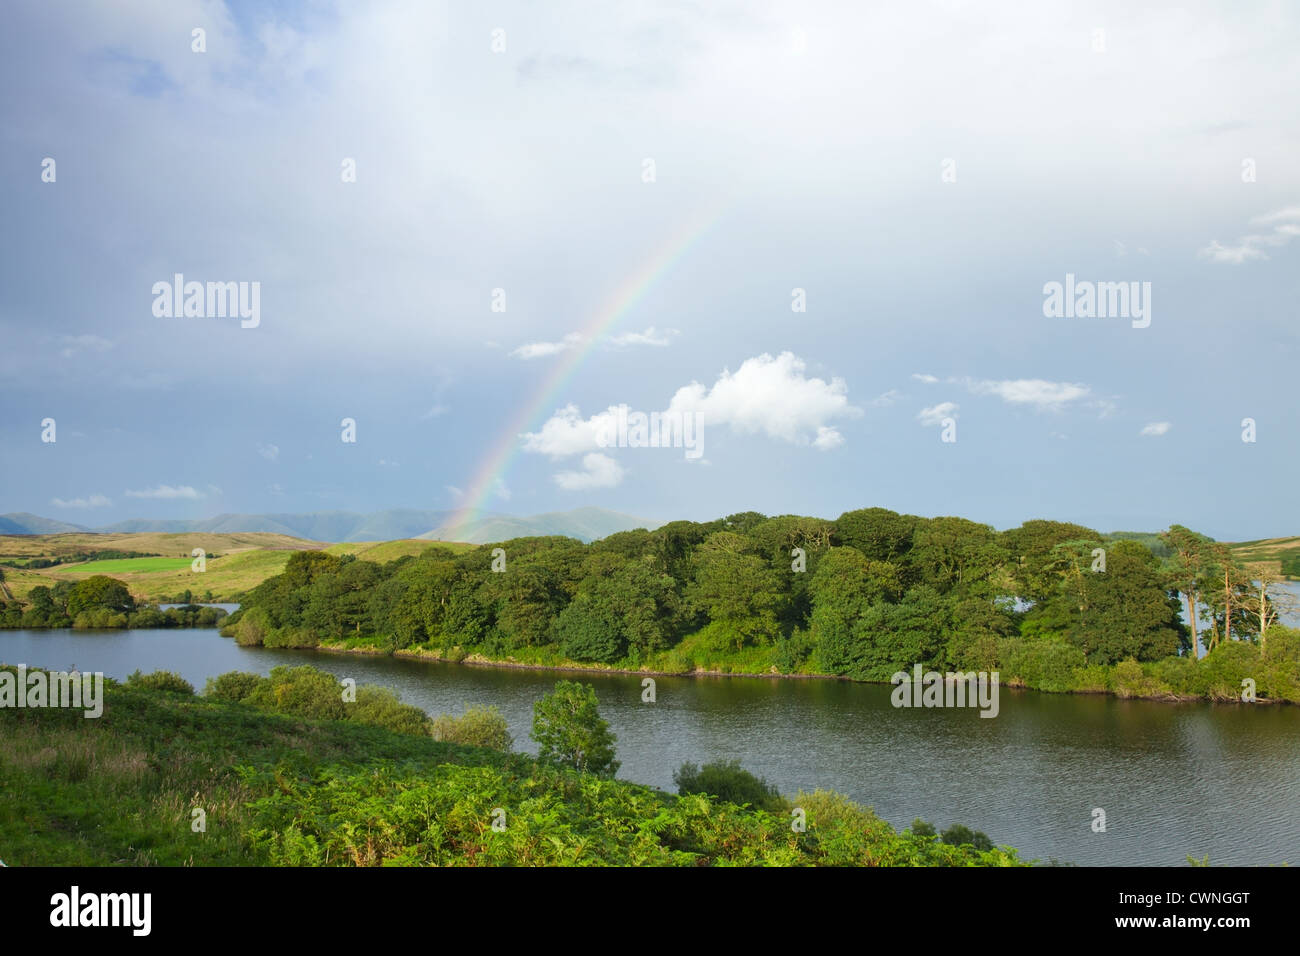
[1192,641,1261,700]
[351,686,432,736]
[126,670,194,695]
[941,823,994,851]
[999,636,1087,692]
[673,759,784,812]
[242,665,347,721]
[204,671,264,702]
[429,706,513,750]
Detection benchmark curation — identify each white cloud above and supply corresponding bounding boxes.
[257,442,279,461]
[268,483,284,496]
[446,485,464,500]
[554,452,626,490]
[493,478,511,501]
[421,403,449,419]
[608,326,678,347]
[124,484,204,500]
[869,389,901,407]
[1200,206,1300,264]
[911,373,938,384]
[664,352,859,449]
[812,426,844,450]
[509,333,584,360]
[521,352,858,483]
[959,377,1091,410]
[51,494,111,509]
[57,334,113,358]
[521,403,619,458]
[1140,421,1172,436]
[918,402,959,426]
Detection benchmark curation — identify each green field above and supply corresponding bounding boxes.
[62,556,196,574]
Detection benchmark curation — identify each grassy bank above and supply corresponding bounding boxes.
[0,667,1024,867]
[286,623,1300,705]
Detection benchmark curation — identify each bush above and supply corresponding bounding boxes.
[227,606,272,647]
[999,636,1086,692]
[1192,641,1261,700]
[1151,655,1197,695]
[242,665,347,721]
[673,759,783,812]
[429,706,513,750]
[126,670,195,695]
[940,823,994,851]
[1113,658,1160,698]
[204,671,264,702]
[351,686,432,736]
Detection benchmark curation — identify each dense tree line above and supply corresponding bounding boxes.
[0,574,227,629]
[221,509,1300,700]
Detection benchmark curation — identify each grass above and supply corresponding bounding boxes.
[1,534,330,603]
[1229,536,1300,577]
[61,557,195,574]
[0,674,1024,867]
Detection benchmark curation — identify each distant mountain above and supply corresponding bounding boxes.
[1,507,660,544]
[0,513,89,534]
[422,506,662,544]
[95,510,455,542]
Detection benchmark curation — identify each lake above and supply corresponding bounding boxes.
[3,625,1297,867]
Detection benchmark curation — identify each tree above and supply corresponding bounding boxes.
[909,517,1006,596]
[1200,543,1261,648]
[554,560,682,663]
[1059,540,1182,664]
[66,575,135,618]
[809,547,901,673]
[1241,565,1298,654]
[1160,525,1213,659]
[688,546,786,650]
[531,681,619,777]
[1001,520,1102,605]
[832,508,918,563]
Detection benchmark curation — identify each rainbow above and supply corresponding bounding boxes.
[441,200,730,540]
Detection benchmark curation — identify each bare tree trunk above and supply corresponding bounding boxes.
[1259,581,1269,652]
[1186,590,1200,660]
[1224,568,1232,643]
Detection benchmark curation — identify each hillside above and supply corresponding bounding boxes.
[0,506,660,544]
[0,667,1023,867]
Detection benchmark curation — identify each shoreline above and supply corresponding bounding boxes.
[293,639,1286,705]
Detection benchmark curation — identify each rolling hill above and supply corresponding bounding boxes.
[0,507,660,544]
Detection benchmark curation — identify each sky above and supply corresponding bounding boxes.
[1,0,1297,541]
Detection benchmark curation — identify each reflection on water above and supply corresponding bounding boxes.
[2,626,1297,867]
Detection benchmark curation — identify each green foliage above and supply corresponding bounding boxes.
[66,575,135,618]
[531,681,619,777]
[673,759,784,812]
[198,514,1300,704]
[940,823,994,852]
[204,671,263,702]
[430,706,514,751]
[126,669,194,694]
